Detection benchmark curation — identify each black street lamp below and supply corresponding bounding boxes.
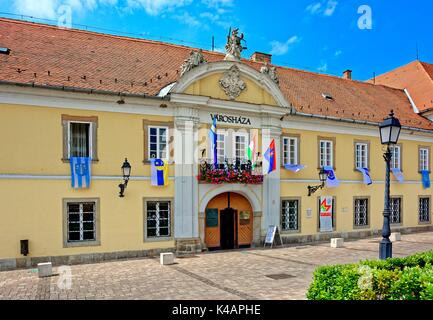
[307,167,328,196]
[119,158,131,198]
[378,110,401,260]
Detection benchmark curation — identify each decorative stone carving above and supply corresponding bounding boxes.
[180,49,206,77]
[224,27,247,61]
[219,65,246,100]
[260,62,279,85]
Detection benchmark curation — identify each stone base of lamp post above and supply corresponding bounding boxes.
[379,238,392,260]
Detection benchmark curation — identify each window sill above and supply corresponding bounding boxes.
[63,240,101,248]
[144,237,173,243]
[280,230,301,235]
[353,225,370,230]
[62,158,99,163]
[418,221,432,225]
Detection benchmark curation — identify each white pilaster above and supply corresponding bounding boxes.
[174,107,200,240]
[261,117,282,237]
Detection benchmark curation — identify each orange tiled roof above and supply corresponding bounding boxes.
[1,18,432,131]
[370,60,433,113]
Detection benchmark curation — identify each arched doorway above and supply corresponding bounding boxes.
[205,192,253,250]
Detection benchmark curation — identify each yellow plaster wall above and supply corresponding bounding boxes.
[280,128,433,236]
[184,73,278,106]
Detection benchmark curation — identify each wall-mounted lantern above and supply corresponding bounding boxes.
[307,168,328,196]
[118,158,131,198]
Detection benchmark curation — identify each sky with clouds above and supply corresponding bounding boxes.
[1,0,432,80]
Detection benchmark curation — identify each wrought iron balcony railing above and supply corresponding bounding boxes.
[198,158,264,185]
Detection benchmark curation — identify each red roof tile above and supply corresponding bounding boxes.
[1,18,432,131]
[370,60,433,112]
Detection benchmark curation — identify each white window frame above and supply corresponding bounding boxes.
[354,198,369,227]
[355,143,369,169]
[283,137,299,166]
[281,199,300,232]
[420,148,429,172]
[145,200,172,239]
[148,126,169,160]
[319,140,333,168]
[419,197,430,223]
[216,130,227,164]
[233,132,249,161]
[390,145,401,170]
[67,121,93,158]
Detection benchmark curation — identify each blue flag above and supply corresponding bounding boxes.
[284,164,306,172]
[151,159,168,186]
[392,168,404,183]
[357,167,373,185]
[324,166,340,188]
[421,170,431,189]
[70,157,91,189]
[208,117,217,166]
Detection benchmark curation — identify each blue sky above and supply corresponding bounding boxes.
[1,0,432,80]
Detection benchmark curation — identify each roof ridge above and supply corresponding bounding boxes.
[0,17,226,58]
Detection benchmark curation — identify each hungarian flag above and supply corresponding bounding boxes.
[247,134,257,164]
[264,139,277,174]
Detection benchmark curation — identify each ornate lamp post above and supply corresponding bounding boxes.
[378,110,401,260]
[307,168,328,196]
[119,158,131,198]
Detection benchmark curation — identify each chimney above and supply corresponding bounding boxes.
[342,69,352,80]
[251,52,272,64]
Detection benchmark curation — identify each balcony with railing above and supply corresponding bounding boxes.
[198,158,264,185]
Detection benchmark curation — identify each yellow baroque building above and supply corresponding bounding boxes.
[1,18,433,269]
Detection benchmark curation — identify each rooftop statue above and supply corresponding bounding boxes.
[180,49,206,77]
[260,61,280,85]
[224,27,247,61]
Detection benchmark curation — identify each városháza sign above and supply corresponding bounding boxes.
[211,114,252,126]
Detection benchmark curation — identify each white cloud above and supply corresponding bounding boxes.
[125,0,192,16]
[201,0,233,9]
[318,62,328,72]
[324,0,338,16]
[13,0,59,19]
[334,50,342,57]
[12,0,118,19]
[200,11,231,29]
[306,1,338,17]
[269,36,300,56]
[174,12,201,27]
[306,2,322,14]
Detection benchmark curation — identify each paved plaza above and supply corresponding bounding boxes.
[1,232,433,300]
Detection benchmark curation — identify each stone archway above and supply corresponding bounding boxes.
[199,184,262,249]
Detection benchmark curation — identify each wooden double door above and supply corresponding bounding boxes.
[205,192,253,250]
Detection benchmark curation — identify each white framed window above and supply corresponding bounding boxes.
[68,122,92,158]
[148,126,168,160]
[233,132,249,161]
[354,198,369,227]
[390,145,401,170]
[66,201,96,243]
[355,143,369,169]
[319,140,333,168]
[283,137,298,165]
[146,200,171,238]
[390,197,402,224]
[419,197,430,223]
[216,130,226,164]
[281,199,300,232]
[419,148,429,172]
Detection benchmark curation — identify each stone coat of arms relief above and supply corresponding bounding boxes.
[219,65,247,100]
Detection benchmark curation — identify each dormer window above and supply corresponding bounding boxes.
[322,93,334,100]
[0,47,10,55]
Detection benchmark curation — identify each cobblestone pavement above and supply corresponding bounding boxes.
[2,232,433,300]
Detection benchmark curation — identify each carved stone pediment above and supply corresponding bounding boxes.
[260,62,279,86]
[219,65,246,100]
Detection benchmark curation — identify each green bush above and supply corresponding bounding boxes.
[307,250,433,300]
